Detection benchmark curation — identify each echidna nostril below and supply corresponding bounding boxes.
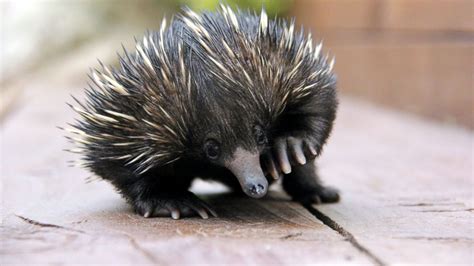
[250,184,265,195]
[250,185,257,194]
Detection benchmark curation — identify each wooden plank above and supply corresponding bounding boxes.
[315,98,473,265]
[0,45,371,265]
[2,28,472,265]
[2,197,371,264]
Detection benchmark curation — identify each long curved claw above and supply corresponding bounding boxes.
[165,202,180,220]
[134,192,217,219]
[303,140,318,158]
[195,198,218,218]
[274,138,292,174]
[143,210,152,218]
[170,209,180,220]
[136,202,154,218]
[272,136,321,174]
[182,192,218,219]
[190,205,209,219]
[288,137,306,165]
[263,152,282,180]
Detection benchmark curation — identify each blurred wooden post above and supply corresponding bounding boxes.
[291,0,474,128]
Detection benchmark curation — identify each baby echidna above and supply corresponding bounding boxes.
[65,5,339,219]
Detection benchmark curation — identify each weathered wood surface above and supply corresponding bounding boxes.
[1,42,472,265]
[317,100,473,265]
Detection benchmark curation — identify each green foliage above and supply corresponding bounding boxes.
[178,0,293,16]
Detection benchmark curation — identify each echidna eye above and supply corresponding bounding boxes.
[254,125,267,146]
[204,139,220,160]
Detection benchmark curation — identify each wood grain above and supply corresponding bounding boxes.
[316,99,473,264]
[0,53,368,264]
[1,31,472,265]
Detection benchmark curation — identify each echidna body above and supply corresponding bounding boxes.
[66,5,339,219]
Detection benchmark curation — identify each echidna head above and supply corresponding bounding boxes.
[190,100,271,198]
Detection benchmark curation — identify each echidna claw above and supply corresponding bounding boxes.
[134,191,217,219]
[271,136,320,175]
[170,209,180,220]
[293,186,340,205]
[304,140,318,157]
[287,137,306,165]
[262,152,282,180]
[274,138,292,174]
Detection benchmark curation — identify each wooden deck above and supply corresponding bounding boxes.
[1,46,472,265]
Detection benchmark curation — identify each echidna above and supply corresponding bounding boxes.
[65,5,339,219]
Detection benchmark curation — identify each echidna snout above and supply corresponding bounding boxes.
[225,148,268,198]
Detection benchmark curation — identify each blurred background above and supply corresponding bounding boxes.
[1,0,473,128]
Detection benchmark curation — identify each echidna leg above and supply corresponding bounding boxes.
[132,190,218,219]
[110,169,217,219]
[282,159,339,205]
[269,100,338,204]
[266,131,339,204]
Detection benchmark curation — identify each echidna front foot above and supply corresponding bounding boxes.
[282,159,340,205]
[296,185,340,205]
[133,191,217,219]
[267,136,319,177]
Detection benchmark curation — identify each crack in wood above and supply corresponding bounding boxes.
[279,232,303,240]
[303,205,386,266]
[398,202,464,207]
[414,208,473,213]
[125,234,162,264]
[15,214,162,263]
[394,236,473,242]
[15,215,85,233]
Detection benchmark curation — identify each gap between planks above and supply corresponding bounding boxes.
[304,204,387,266]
